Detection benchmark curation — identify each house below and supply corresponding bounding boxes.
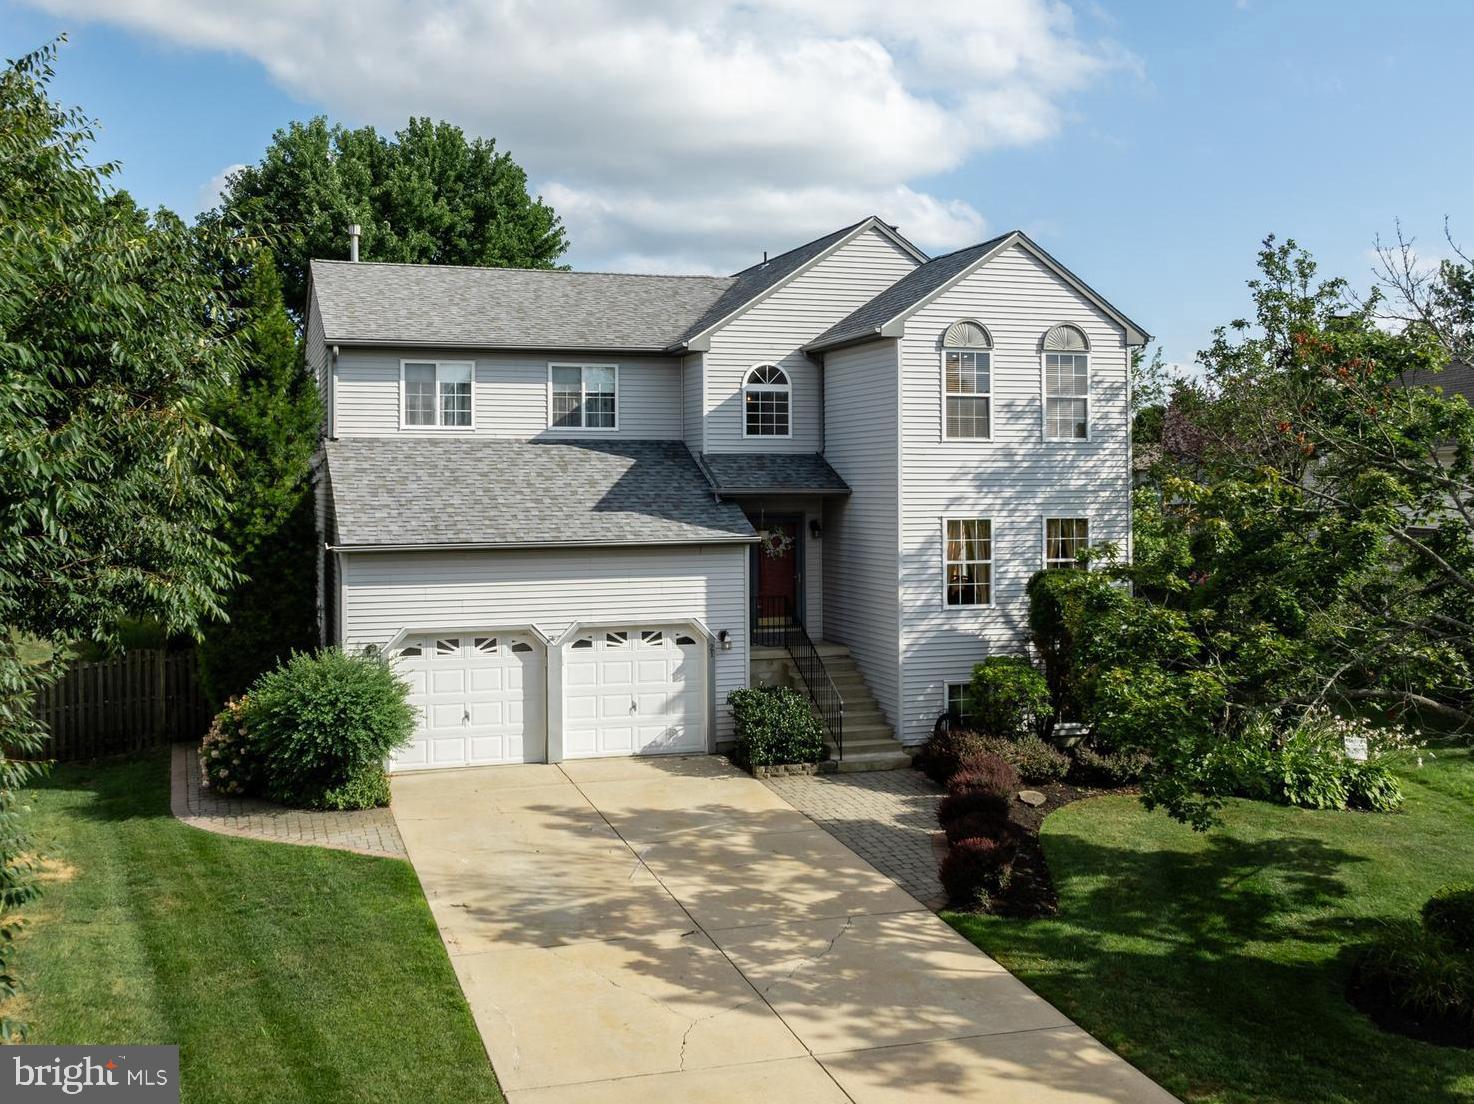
[306,216,1148,771]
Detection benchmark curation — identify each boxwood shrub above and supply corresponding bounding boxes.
[728,686,825,767]
[244,648,414,810]
[963,655,1051,740]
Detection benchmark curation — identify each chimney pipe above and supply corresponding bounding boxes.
[348,224,361,262]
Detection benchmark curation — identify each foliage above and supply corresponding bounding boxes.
[963,655,1051,739]
[208,115,568,317]
[1345,760,1404,813]
[1070,744,1150,787]
[198,250,321,703]
[1351,920,1474,1046]
[199,698,259,796]
[0,41,244,1038]
[1006,734,1071,784]
[1423,884,1474,954]
[938,788,1011,825]
[727,686,825,767]
[939,835,1018,906]
[316,765,392,812]
[947,752,1020,798]
[244,649,414,809]
[944,808,1013,846]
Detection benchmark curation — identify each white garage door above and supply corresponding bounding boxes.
[391,633,547,771]
[563,627,707,758]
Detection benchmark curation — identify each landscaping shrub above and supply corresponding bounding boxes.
[939,835,1018,906]
[1345,759,1404,813]
[1350,920,1474,1046]
[915,727,990,786]
[1071,743,1150,787]
[1424,885,1474,954]
[1005,734,1070,784]
[964,656,1051,740]
[943,810,1020,847]
[727,686,825,767]
[938,788,1011,826]
[317,765,393,811]
[948,752,1019,798]
[244,648,414,810]
[199,697,260,796]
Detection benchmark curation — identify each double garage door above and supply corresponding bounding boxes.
[390,626,706,771]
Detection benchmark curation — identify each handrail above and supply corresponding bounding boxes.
[752,596,845,760]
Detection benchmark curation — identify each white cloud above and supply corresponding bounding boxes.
[193,162,245,215]
[39,0,1135,271]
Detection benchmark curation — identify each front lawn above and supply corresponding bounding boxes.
[949,745,1474,1104]
[10,748,503,1104]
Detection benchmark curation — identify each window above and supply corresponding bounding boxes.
[605,631,628,647]
[941,320,992,440]
[435,637,460,656]
[1042,324,1089,440]
[474,637,499,654]
[641,630,664,646]
[1045,518,1089,569]
[944,518,992,606]
[403,361,474,428]
[550,364,618,430]
[946,683,972,724]
[743,364,790,437]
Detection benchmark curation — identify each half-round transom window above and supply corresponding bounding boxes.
[941,320,992,439]
[1042,323,1089,352]
[744,364,791,437]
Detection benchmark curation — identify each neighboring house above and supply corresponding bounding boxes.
[306,216,1148,771]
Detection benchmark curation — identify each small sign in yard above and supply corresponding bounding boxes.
[1344,735,1369,762]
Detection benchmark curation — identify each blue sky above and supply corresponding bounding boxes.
[4,1,1470,369]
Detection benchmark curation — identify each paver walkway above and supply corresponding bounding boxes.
[764,768,946,907]
[170,742,406,858]
[392,755,1176,1103]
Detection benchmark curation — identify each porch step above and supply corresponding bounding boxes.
[803,641,910,772]
[835,749,914,773]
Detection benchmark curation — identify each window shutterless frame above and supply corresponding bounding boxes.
[1042,516,1090,570]
[1039,324,1091,442]
[940,515,994,610]
[742,363,792,438]
[546,363,620,432]
[946,682,972,723]
[939,320,993,442]
[399,359,476,430]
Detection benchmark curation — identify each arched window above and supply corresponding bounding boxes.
[941,320,992,439]
[1042,324,1090,440]
[743,364,791,437]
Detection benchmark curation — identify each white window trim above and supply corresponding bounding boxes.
[398,359,477,431]
[741,363,793,439]
[946,681,972,723]
[940,515,995,611]
[940,348,993,443]
[1042,515,1090,570]
[1040,349,1091,443]
[546,363,620,432]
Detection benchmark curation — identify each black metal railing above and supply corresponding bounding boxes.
[752,596,845,760]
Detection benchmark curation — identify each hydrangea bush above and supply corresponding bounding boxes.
[200,697,258,796]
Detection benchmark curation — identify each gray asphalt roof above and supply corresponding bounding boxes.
[695,452,851,495]
[324,438,756,548]
[311,260,735,351]
[806,234,1012,352]
[1401,360,1474,404]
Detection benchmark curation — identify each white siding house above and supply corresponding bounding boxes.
[307,218,1146,771]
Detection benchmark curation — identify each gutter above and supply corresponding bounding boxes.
[327,535,759,554]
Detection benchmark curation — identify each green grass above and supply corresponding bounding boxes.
[11,749,503,1104]
[949,746,1474,1104]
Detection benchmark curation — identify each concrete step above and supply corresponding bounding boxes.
[833,750,913,773]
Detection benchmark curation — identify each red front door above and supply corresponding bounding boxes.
[756,521,799,622]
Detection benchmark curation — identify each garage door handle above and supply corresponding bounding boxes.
[630,699,638,714]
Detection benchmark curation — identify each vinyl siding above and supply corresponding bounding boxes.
[895,243,1133,744]
[703,227,919,454]
[338,544,748,742]
[333,348,683,439]
[820,339,902,727]
[682,353,705,453]
[305,287,329,433]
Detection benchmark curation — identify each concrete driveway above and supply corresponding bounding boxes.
[392,756,1176,1104]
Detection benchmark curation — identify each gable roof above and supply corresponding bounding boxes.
[308,216,926,354]
[1400,360,1474,404]
[806,230,1151,353]
[311,261,732,352]
[323,438,755,550]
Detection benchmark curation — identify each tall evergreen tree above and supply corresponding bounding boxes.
[198,250,321,702]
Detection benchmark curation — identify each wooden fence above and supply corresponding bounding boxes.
[32,649,213,761]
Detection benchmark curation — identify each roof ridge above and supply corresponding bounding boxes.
[311,258,735,282]
[907,231,1016,268]
[727,217,870,278]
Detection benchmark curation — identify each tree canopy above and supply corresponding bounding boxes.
[207,116,568,317]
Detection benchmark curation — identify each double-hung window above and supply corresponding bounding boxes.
[944,518,992,607]
[1042,323,1090,440]
[1045,517,1089,569]
[550,364,618,430]
[941,319,992,440]
[403,361,474,428]
[946,682,972,724]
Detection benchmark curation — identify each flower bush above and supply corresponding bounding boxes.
[1272,708,1415,812]
[199,697,260,796]
[728,686,825,767]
